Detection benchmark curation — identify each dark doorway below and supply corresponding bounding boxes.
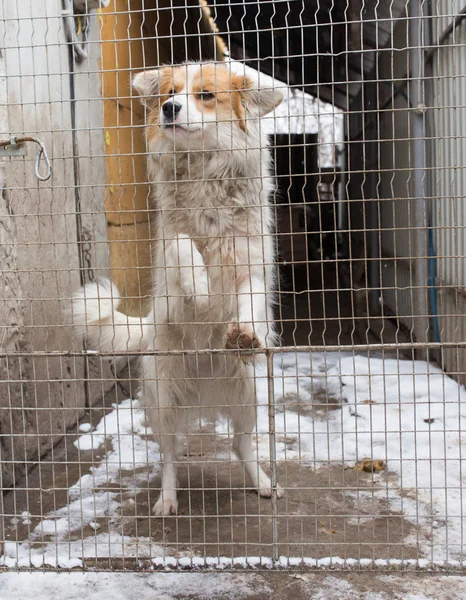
[271,134,353,346]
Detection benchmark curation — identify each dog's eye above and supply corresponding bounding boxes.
[199,91,215,100]
[168,88,176,95]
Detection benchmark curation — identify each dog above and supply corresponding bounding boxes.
[71,61,284,515]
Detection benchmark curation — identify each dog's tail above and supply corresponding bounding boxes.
[70,278,150,354]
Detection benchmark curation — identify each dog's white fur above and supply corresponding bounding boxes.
[71,62,284,515]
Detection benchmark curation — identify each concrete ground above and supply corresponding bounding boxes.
[2,389,421,565]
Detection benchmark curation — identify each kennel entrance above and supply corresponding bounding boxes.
[272,132,355,347]
[0,0,466,576]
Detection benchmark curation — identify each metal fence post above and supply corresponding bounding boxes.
[409,0,430,355]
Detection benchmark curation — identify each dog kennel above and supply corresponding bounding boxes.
[0,0,466,577]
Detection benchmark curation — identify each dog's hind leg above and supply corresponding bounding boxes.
[231,376,284,499]
[150,398,179,515]
[144,355,183,516]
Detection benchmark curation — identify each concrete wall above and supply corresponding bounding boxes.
[376,16,423,338]
[349,6,466,379]
[375,4,466,381]
[0,0,110,490]
[346,14,430,346]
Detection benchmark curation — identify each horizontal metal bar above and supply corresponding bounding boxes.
[0,341,465,359]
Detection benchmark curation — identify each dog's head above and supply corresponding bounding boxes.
[133,62,283,151]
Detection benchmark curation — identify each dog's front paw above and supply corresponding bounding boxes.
[153,494,178,516]
[225,322,262,362]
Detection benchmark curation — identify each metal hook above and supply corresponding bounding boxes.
[0,135,52,182]
[34,138,52,182]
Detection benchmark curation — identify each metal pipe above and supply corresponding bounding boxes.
[409,0,430,355]
[424,0,442,355]
[266,351,279,563]
[65,10,91,408]
[369,175,381,316]
[368,77,381,316]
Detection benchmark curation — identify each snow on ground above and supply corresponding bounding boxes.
[1,352,466,568]
[213,352,466,562]
[1,571,466,600]
[2,398,163,568]
[0,571,271,600]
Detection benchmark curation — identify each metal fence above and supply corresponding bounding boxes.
[0,0,466,574]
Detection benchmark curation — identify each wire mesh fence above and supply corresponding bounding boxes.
[0,0,466,574]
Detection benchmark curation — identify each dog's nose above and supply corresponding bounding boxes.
[162,101,182,121]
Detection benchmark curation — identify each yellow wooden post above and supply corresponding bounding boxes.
[99,0,225,316]
[100,0,155,316]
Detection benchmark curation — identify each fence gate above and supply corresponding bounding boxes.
[0,0,466,577]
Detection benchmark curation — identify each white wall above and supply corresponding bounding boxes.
[0,0,110,488]
[431,4,466,380]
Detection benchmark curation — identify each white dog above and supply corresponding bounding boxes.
[72,61,284,515]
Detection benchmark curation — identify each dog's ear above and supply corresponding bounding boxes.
[236,75,284,117]
[132,69,162,108]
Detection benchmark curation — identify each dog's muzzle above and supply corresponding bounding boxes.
[162,100,182,122]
